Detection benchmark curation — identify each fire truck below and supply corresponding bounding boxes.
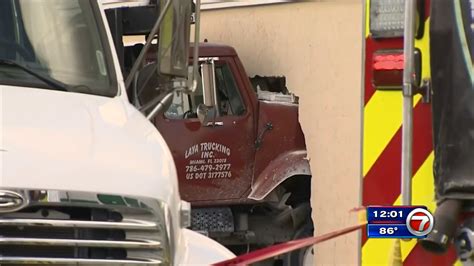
[362,0,474,264]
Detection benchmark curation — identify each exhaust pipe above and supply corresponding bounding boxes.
[420,199,462,253]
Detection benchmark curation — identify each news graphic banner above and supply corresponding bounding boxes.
[367,206,434,238]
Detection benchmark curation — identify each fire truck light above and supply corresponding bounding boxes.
[372,50,404,89]
[372,49,421,90]
[370,0,405,38]
[373,53,404,70]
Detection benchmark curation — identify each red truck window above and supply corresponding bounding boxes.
[165,61,245,119]
[215,63,246,116]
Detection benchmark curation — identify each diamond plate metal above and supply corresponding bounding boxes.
[191,207,234,233]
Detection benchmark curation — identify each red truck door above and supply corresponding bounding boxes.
[154,57,256,202]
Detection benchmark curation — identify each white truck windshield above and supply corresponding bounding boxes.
[0,0,117,96]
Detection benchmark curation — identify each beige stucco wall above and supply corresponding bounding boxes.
[199,1,363,265]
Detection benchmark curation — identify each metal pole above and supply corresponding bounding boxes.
[191,0,201,92]
[146,92,174,120]
[401,0,417,206]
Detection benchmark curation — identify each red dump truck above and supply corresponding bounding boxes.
[112,20,313,261]
[154,43,312,263]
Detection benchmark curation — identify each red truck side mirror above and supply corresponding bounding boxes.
[197,60,219,126]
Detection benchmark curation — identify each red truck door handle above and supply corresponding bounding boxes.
[205,121,224,127]
[255,122,273,149]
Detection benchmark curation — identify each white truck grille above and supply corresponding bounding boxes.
[0,189,171,265]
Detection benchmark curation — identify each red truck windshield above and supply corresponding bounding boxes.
[0,0,117,96]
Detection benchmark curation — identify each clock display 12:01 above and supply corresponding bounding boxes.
[372,210,403,218]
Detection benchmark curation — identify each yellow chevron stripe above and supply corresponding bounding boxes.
[362,153,435,265]
[399,152,436,261]
[363,93,422,177]
[366,0,370,38]
[363,91,402,176]
[415,18,431,87]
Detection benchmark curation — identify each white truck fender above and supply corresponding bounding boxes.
[176,229,235,266]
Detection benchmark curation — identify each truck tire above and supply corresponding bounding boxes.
[283,205,314,266]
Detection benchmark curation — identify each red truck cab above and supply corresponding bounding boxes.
[119,40,312,263]
[104,4,312,261]
[153,43,312,261]
[155,44,309,203]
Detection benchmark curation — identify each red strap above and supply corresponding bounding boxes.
[212,223,366,266]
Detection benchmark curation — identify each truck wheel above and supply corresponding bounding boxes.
[283,209,314,266]
[301,245,314,266]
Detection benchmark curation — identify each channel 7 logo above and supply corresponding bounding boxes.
[406,208,434,237]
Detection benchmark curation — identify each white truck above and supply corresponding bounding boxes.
[0,0,234,264]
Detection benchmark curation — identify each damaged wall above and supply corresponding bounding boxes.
[199,1,363,264]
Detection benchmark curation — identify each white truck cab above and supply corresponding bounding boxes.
[0,0,234,264]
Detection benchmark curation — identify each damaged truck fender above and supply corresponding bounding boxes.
[249,150,311,201]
